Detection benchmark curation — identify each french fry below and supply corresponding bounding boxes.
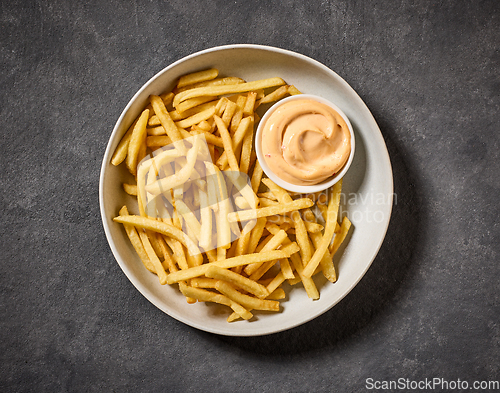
[146,135,172,147]
[227,198,314,222]
[216,116,252,170]
[215,281,280,312]
[246,217,267,254]
[302,180,342,278]
[178,282,252,320]
[206,266,269,299]
[157,233,178,273]
[150,95,184,146]
[243,91,257,116]
[177,68,219,88]
[146,125,166,135]
[113,215,203,265]
[125,109,149,176]
[330,216,352,255]
[289,249,319,300]
[175,106,216,129]
[111,117,139,166]
[280,259,295,279]
[244,229,288,275]
[310,229,336,283]
[175,96,218,115]
[122,183,137,196]
[221,100,237,128]
[176,76,245,93]
[250,160,263,193]
[239,116,254,174]
[256,85,289,107]
[117,206,155,273]
[229,95,247,133]
[214,115,239,173]
[139,231,168,285]
[145,135,201,195]
[173,77,286,107]
[198,189,213,251]
[166,249,293,284]
[288,85,302,95]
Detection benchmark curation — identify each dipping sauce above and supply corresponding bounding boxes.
[260,98,352,186]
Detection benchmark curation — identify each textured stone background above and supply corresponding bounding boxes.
[1,1,499,392]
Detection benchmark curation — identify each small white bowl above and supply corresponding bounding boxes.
[255,94,355,194]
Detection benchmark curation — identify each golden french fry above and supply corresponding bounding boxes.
[175,106,216,129]
[192,120,211,132]
[302,179,342,277]
[287,85,302,95]
[125,109,149,175]
[280,259,295,279]
[244,229,288,275]
[215,281,280,312]
[157,233,178,273]
[213,115,239,173]
[221,100,237,128]
[216,116,252,170]
[177,68,219,89]
[250,160,263,193]
[229,95,246,133]
[289,249,319,300]
[175,199,202,244]
[117,206,155,273]
[304,221,324,233]
[267,288,286,300]
[150,95,184,146]
[145,135,202,195]
[206,266,269,299]
[173,77,286,107]
[146,135,172,147]
[266,271,286,294]
[190,129,224,148]
[239,116,254,174]
[227,198,314,222]
[111,117,139,166]
[176,76,245,93]
[256,85,289,107]
[198,188,213,251]
[139,231,168,284]
[146,126,165,135]
[113,215,203,264]
[171,101,218,121]
[246,217,267,254]
[166,249,293,284]
[178,282,252,320]
[190,277,218,288]
[310,229,336,283]
[330,216,352,255]
[243,91,257,116]
[176,96,218,114]
[122,183,137,196]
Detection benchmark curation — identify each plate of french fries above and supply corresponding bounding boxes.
[99,45,393,336]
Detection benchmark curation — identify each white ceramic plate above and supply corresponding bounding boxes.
[99,44,393,336]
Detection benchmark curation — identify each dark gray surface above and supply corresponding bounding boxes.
[1,0,499,392]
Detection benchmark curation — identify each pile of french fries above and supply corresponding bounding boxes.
[110,68,352,322]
